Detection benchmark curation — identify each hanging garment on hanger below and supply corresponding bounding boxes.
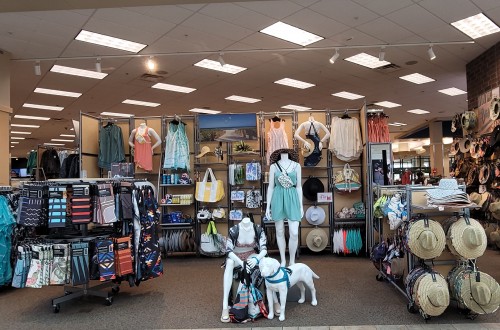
[71,241,90,286]
[0,196,15,286]
[26,151,37,176]
[41,149,61,179]
[304,122,322,167]
[163,122,190,172]
[50,243,71,285]
[47,186,67,228]
[96,238,116,282]
[328,116,362,162]
[266,120,289,165]
[98,124,126,170]
[134,126,153,171]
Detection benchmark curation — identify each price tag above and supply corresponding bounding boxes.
[317,192,333,203]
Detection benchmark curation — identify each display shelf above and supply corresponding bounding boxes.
[226,152,261,156]
[160,203,194,206]
[194,162,226,166]
[334,217,365,222]
[303,166,330,169]
[411,203,478,210]
[159,184,194,187]
[160,223,195,228]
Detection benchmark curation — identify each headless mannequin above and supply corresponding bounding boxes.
[221,217,267,322]
[265,153,303,267]
[294,115,330,151]
[128,122,162,154]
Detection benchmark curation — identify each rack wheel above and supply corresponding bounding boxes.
[376,274,384,282]
[53,304,60,313]
[105,296,113,306]
[111,286,120,294]
[407,302,418,314]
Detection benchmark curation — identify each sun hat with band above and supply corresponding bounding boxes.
[459,137,472,154]
[489,201,500,220]
[303,176,325,201]
[306,228,328,252]
[416,272,450,316]
[447,217,487,259]
[406,218,446,259]
[269,148,299,165]
[195,146,213,158]
[305,205,326,226]
[490,97,500,121]
[449,140,460,156]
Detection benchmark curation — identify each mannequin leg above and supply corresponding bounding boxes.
[275,220,287,267]
[221,258,235,322]
[288,221,300,265]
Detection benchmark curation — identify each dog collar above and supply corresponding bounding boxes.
[264,267,292,289]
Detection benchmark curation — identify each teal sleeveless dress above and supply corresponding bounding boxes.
[270,163,301,221]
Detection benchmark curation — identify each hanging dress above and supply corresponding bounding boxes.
[134,127,153,171]
[304,122,322,167]
[163,122,190,172]
[266,120,289,165]
[270,162,301,221]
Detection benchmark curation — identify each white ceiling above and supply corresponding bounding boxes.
[2,0,500,157]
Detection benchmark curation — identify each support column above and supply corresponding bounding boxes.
[429,121,445,177]
[0,51,12,186]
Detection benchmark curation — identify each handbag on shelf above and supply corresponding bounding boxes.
[199,221,226,257]
[229,209,244,221]
[334,163,361,193]
[231,190,245,202]
[195,168,225,203]
[246,190,262,209]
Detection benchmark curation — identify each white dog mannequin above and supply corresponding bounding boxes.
[259,257,319,321]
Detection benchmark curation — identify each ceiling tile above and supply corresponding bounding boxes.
[310,0,379,27]
[199,3,253,23]
[353,0,414,15]
[180,13,254,42]
[472,0,500,11]
[386,4,447,34]
[126,5,195,24]
[328,29,385,46]
[283,8,350,39]
[419,0,481,23]
[357,17,416,43]
[237,0,303,20]
[20,10,93,28]
[418,24,472,42]
[289,0,322,6]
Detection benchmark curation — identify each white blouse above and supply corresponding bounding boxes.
[328,117,362,162]
[266,120,289,164]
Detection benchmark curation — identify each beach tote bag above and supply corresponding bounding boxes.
[334,163,361,193]
[196,168,225,203]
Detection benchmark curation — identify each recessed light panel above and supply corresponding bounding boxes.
[189,108,221,114]
[14,115,50,121]
[11,124,40,128]
[44,143,65,146]
[100,112,133,118]
[388,122,407,126]
[281,104,312,111]
[225,95,261,103]
[75,30,147,53]
[374,101,401,108]
[345,53,391,69]
[332,91,365,100]
[407,109,430,115]
[399,73,435,84]
[11,142,19,144]
[274,78,315,89]
[60,134,76,137]
[23,103,64,111]
[451,13,500,39]
[152,83,196,93]
[11,131,31,135]
[438,87,467,96]
[260,21,324,46]
[11,137,25,140]
[34,88,82,98]
[51,139,74,142]
[194,59,247,74]
[122,99,160,107]
[51,65,108,79]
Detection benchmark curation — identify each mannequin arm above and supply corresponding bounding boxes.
[128,129,136,148]
[265,164,276,219]
[294,123,310,149]
[228,252,244,268]
[295,163,304,217]
[246,249,267,270]
[318,122,331,143]
[149,128,162,151]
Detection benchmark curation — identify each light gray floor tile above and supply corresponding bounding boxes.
[482,324,500,330]
[345,326,377,330]
[300,327,329,330]
[330,327,346,330]
[376,326,408,330]
[419,325,456,330]
[283,327,299,330]
[453,323,488,330]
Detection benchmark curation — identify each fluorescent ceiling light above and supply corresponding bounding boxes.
[332,91,365,100]
[281,104,312,111]
[60,134,76,137]
[345,52,391,69]
[51,139,74,142]
[50,65,108,79]
[44,143,65,146]
[438,87,467,96]
[274,78,315,89]
[10,142,19,144]
[122,99,160,107]
[407,109,430,115]
[388,122,407,126]
[11,137,25,140]
[260,21,324,46]
[23,103,64,111]
[451,13,500,39]
[11,124,40,128]
[14,115,50,121]
[75,30,147,53]
[11,131,31,135]
[152,83,196,93]
[399,73,435,84]
[374,101,401,108]
[100,112,133,118]
[194,59,247,74]
[442,137,454,144]
[34,88,82,98]
[70,128,74,131]
[225,95,261,103]
[189,108,221,114]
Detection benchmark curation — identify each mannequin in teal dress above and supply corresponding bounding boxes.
[266,148,303,267]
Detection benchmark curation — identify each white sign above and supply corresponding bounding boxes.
[317,192,333,203]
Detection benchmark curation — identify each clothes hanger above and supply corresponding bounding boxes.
[271,112,283,122]
[170,115,180,125]
[341,110,351,119]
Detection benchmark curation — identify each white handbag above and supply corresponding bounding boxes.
[199,221,226,257]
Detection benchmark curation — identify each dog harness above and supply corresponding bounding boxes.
[264,267,292,289]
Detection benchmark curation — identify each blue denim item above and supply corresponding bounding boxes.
[304,123,322,167]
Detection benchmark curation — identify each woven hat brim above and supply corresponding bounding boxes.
[448,217,487,259]
[459,271,500,314]
[306,228,328,252]
[269,148,298,164]
[407,220,446,259]
[305,206,326,226]
[417,274,450,316]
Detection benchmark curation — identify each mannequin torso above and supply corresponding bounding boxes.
[294,116,330,151]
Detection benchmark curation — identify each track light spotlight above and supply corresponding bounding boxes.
[329,48,340,64]
[427,45,436,60]
[34,61,41,76]
[147,56,156,71]
[378,47,386,61]
[95,57,102,73]
[218,53,226,67]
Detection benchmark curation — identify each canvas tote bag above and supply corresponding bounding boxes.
[195,168,225,203]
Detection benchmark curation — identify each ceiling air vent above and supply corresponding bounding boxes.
[139,73,165,83]
[375,63,401,73]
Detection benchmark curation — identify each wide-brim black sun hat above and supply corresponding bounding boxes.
[303,176,325,201]
[269,148,299,164]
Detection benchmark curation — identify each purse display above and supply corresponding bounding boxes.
[334,163,361,193]
[199,221,226,257]
[230,190,245,202]
[246,190,262,209]
[229,209,243,221]
[195,168,225,203]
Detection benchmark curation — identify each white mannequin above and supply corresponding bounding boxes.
[294,115,330,151]
[128,123,162,154]
[221,217,267,322]
[266,152,303,267]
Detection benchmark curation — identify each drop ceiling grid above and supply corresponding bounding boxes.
[418,0,483,23]
[308,0,380,27]
[125,5,197,25]
[236,0,304,20]
[352,0,415,16]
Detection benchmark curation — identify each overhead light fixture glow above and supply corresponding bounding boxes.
[451,13,500,39]
[438,87,467,96]
[281,104,312,111]
[407,109,430,115]
[23,103,64,111]
[427,45,436,60]
[189,108,221,114]
[122,99,160,107]
[399,73,435,84]
[51,139,74,142]
[345,52,391,69]
[388,122,407,126]
[44,143,65,146]
[11,137,25,140]
[100,112,133,118]
[260,21,324,46]
[95,57,102,73]
[11,131,31,135]
[10,142,19,144]
[75,30,147,53]
[378,47,386,61]
[194,59,247,74]
[218,53,226,67]
[152,83,196,93]
[225,95,261,103]
[51,64,108,79]
[374,101,401,108]
[274,78,315,89]
[60,134,76,137]
[34,88,82,98]
[442,137,454,144]
[147,56,156,71]
[14,115,50,121]
[329,49,340,64]
[332,91,365,100]
[34,61,41,76]
[11,124,40,128]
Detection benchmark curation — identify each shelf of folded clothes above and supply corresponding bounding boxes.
[412,203,478,210]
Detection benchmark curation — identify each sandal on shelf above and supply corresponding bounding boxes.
[220,308,230,323]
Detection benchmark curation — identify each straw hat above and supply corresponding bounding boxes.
[490,97,500,120]
[459,271,500,314]
[489,202,500,220]
[269,148,299,165]
[469,192,481,205]
[305,206,326,226]
[195,146,213,158]
[459,138,472,153]
[306,228,328,252]
[426,178,464,200]
[407,219,446,259]
[447,217,487,259]
[416,273,450,316]
[449,140,460,155]
[301,144,314,157]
